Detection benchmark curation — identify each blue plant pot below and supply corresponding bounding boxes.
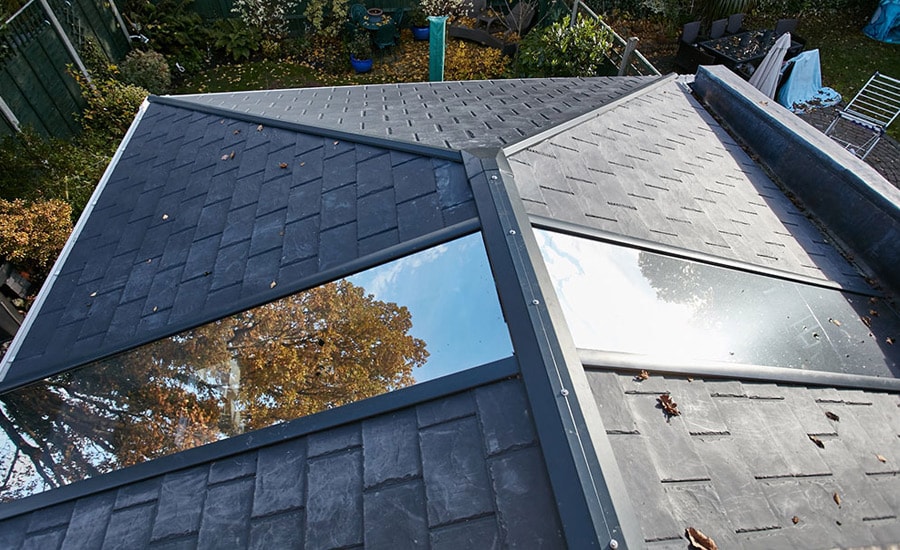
[412,26,430,40]
[350,55,373,73]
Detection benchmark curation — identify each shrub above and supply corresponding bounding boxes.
[303,0,350,38]
[210,18,262,62]
[445,42,508,80]
[347,31,371,60]
[0,128,112,220]
[127,0,209,73]
[420,0,472,18]
[233,0,299,39]
[514,14,613,77]
[0,198,73,275]
[119,49,172,94]
[79,77,149,142]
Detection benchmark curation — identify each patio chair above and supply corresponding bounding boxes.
[504,1,535,36]
[824,72,900,160]
[775,18,797,36]
[674,21,714,74]
[709,18,727,39]
[374,21,398,59]
[349,3,368,24]
[680,20,702,44]
[726,13,744,34]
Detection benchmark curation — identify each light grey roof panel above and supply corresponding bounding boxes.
[172,77,659,151]
[509,81,867,288]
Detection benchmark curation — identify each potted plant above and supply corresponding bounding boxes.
[410,6,429,40]
[347,31,373,73]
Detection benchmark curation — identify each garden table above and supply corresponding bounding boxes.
[699,30,802,69]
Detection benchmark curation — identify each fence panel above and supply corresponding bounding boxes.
[65,0,130,62]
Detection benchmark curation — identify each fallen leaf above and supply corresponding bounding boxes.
[89,291,97,297]
[833,492,841,506]
[829,318,842,326]
[162,214,169,220]
[270,281,277,288]
[257,124,263,131]
[687,377,694,382]
[300,162,306,166]
[825,411,840,422]
[658,393,680,417]
[233,129,240,135]
[887,337,895,345]
[221,154,229,160]
[635,370,650,381]
[279,162,288,169]
[862,316,872,328]
[876,454,887,463]
[152,306,158,312]
[229,151,235,159]
[333,140,339,145]
[685,527,717,550]
[869,309,879,317]
[809,435,825,448]
[792,516,800,524]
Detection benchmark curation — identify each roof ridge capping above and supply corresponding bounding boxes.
[501,73,678,156]
[692,66,900,299]
[148,95,463,162]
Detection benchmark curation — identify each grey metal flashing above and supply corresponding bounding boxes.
[531,214,878,296]
[149,95,464,162]
[0,355,520,522]
[500,73,677,157]
[0,95,20,133]
[0,217,480,394]
[579,349,900,393]
[464,148,642,549]
[0,99,151,384]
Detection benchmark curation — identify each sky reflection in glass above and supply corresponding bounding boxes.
[536,229,900,377]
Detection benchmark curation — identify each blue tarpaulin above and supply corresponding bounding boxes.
[776,49,842,113]
[864,0,900,44]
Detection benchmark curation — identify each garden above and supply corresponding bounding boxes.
[0,0,895,310]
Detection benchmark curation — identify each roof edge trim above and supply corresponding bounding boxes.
[501,73,678,156]
[580,349,900,392]
[0,99,153,384]
[531,214,876,296]
[149,95,463,162]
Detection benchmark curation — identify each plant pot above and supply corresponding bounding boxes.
[412,26,430,40]
[350,54,373,73]
[367,8,383,23]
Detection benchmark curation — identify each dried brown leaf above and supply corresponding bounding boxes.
[270,281,277,288]
[825,411,840,422]
[829,318,842,326]
[221,154,229,160]
[229,151,235,159]
[833,492,841,506]
[279,162,288,169]
[876,454,887,463]
[257,124,263,131]
[658,393,680,417]
[791,516,800,524]
[162,214,169,220]
[635,370,650,381]
[869,309,879,317]
[300,162,306,166]
[887,337,895,345]
[862,316,872,328]
[233,129,240,135]
[685,527,717,550]
[89,291,97,297]
[808,435,825,449]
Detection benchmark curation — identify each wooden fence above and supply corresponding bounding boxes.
[0,0,131,139]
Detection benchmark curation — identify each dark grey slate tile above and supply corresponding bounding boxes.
[115,478,161,509]
[249,510,304,550]
[321,149,356,192]
[393,157,437,203]
[151,466,209,541]
[475,379,536,455]
[318,222,358,270]
[358,228,400,257]
[281,216,319,265]
[429,516,500,550]
[27,500,74,533]
[416,391,476,428]
[61,493,116,550]
[664,483,740,548]
[320,184,357,230]
[102,503,156,550]
[586,371,638,434]
[606,433,681,542]
[168,274,212,324]
[433,160,472,208]
[356,152,393,198]
[397,194,442,242]
[307,423,361,457]
[0,515,28,550]
[208,453,257,485]
[21,528,66,550]
[488,447,565,549]
[305,449,364,550]
[220,203,256,248]
[180,234,222,282]
[196,478,254,548]
[356,188,397,239]
[249,207,287,258]
[363,480,428,549]
[420,416,494,527]
[148,535,198,550]
[255,173,292,219]
[757,478,845,545]
[253,438,306,517]
[713,396,793,479]
[363,409,420,488]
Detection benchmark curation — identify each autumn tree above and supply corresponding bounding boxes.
[0,279,428,500]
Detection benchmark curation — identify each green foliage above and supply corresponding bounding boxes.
[514,14,613,77]
[410,6,428,26]
[119,49,172,94]
[347,30,371,59]
[232,0,300,39]
[696,0,755,22]
[78,75,149,143]
[0,129,112,224]
[303,0,350,37]
[210,18,262,62]
[420,0,473,18]
[0,198,73,275]
[301,33,348,73]
[126,0,209,72]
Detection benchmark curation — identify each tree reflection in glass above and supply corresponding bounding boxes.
[0,232,511,501]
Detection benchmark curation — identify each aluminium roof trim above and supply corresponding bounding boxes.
[579,349,900,392]
[0,99,152,384]
[150,95,465,162]
[530,214,877,296]
[499,73,677,157]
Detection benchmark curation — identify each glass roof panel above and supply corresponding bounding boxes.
[536,229,900,377]
[0,232,512,501]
